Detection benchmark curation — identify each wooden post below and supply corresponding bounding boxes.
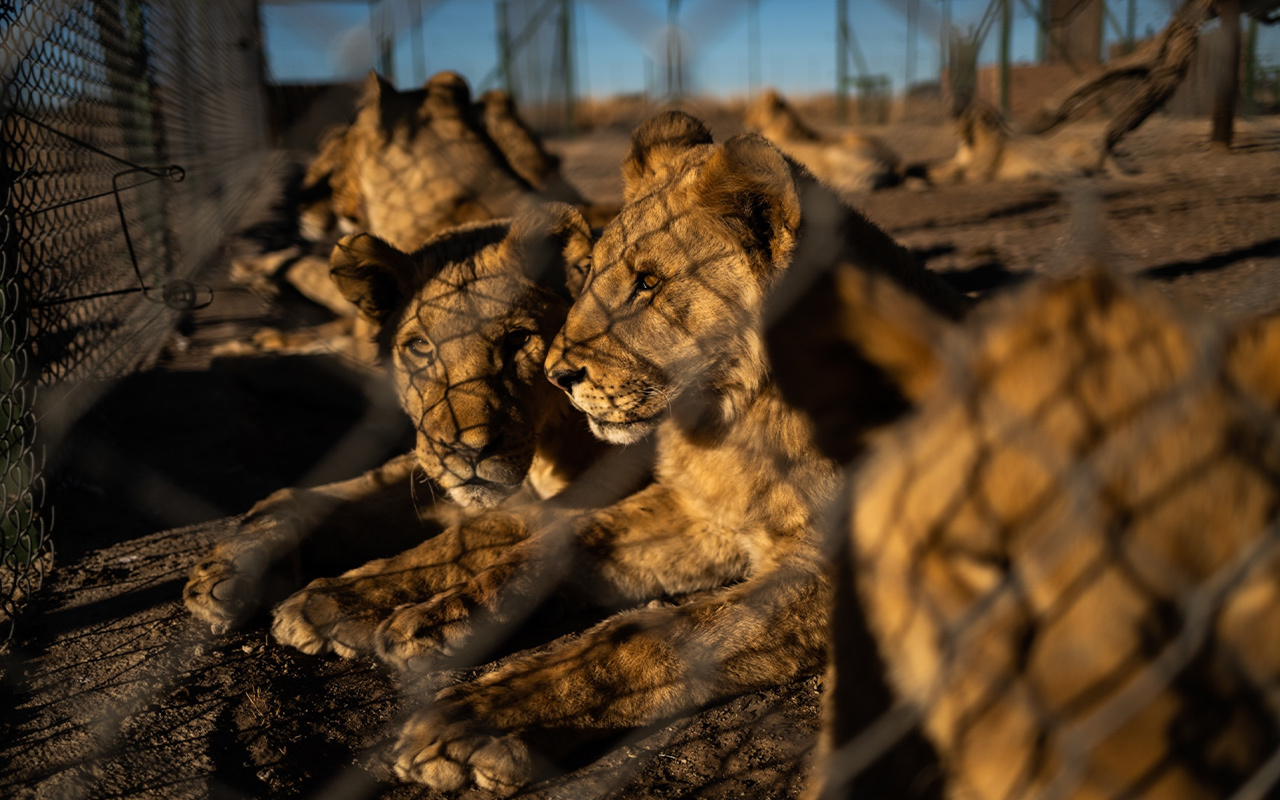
[1211,0,1241,148]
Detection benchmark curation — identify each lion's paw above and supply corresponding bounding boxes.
[392,707,531,795]
[271,579,383,659]
[374,588,476,673]
[183,539,271,634]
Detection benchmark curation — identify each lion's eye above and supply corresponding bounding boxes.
[404,337,436,365]
[631,272,660,300]
[503,328,534,354]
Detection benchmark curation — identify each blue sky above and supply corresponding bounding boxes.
[260,0,1278,97]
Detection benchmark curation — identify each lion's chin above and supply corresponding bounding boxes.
[447,481,520,508]
[587,416,660,445]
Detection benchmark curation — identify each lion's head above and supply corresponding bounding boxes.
[544,111,803,445]
[743,87,821,143]
[330,203,593,507]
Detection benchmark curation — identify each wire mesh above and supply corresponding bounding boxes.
[3,2,1280,798]
[0,0,268,644]
[783,264,1280,800]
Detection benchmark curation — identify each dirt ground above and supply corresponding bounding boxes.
[2,110,1280,800]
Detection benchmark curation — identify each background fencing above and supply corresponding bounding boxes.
[0,0,269,644]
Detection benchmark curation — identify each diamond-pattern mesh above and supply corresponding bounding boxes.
[0,0,268,644]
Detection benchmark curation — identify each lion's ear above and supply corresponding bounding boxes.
[329,233,419,324]
[698,134,802,270]
[503,202,594,299]
[423,70,471,116]
[767,262,948,462]
[360,70,393,108]
[621,111,713,203]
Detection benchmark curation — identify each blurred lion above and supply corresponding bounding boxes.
[220,71,609,364]
[919,101,1109,185]
[768,261,1280,799]
[744,88,901,193]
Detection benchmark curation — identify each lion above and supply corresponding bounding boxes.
[185,203,624,635]
[744,87,901,193]
[219,71,613,363]
[296,122,362,244]
[917,101,1109,186]
[767,263,1280,799]
[265,109,970,793]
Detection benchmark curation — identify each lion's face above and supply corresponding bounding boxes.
[331,204,592,506]
[544,112,801,444]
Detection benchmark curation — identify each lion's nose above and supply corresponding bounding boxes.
[547,366,586,392]
[442,434,504,467]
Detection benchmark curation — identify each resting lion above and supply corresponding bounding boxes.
[267,110,969,792]
[185,203,622,634]
[769,264,1280,799]
[220,71,610,364]
[744,87,901,193]
[918,101,1109,186]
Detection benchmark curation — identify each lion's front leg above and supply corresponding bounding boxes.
[272,510,531,659]
[184,453,421,633]
[373,483,739,672]
[391,564,829,792]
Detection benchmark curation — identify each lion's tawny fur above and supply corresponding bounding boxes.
[282,110,969,792]
[924,101,1107,185]
[185,205,611,636]
[772,264,1280,799]
[744,88,902,193]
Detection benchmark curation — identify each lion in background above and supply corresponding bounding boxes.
[219,70,612,364]
[265,110,969,793]
[915,100,1113,186]
[744,87,902,193]
[768,261,1280,799]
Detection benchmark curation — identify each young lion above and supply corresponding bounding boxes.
[768,264,1280,799]
[185,204,618,635]
[221,70,609,364]
[269,110,969,793]
[744,87,902,193]
[918,101,1108,186]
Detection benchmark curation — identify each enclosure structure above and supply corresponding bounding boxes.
[0,0,269,643]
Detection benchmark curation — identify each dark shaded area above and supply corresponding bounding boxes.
[1142,237,1280,282]
[42,353,407,562]
[937,259,1032,296]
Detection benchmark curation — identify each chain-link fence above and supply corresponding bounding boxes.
[0,0,268,644]
[3,2,1280,798]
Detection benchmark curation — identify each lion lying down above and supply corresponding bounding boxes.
[220,70,612,364]
[744,87,902,193]
[769,261,1280,798]
[259,110,968,792]
[915,101,1113,186]
[185,204,623,634]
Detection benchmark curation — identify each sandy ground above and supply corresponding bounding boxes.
[2,111,1279,800]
